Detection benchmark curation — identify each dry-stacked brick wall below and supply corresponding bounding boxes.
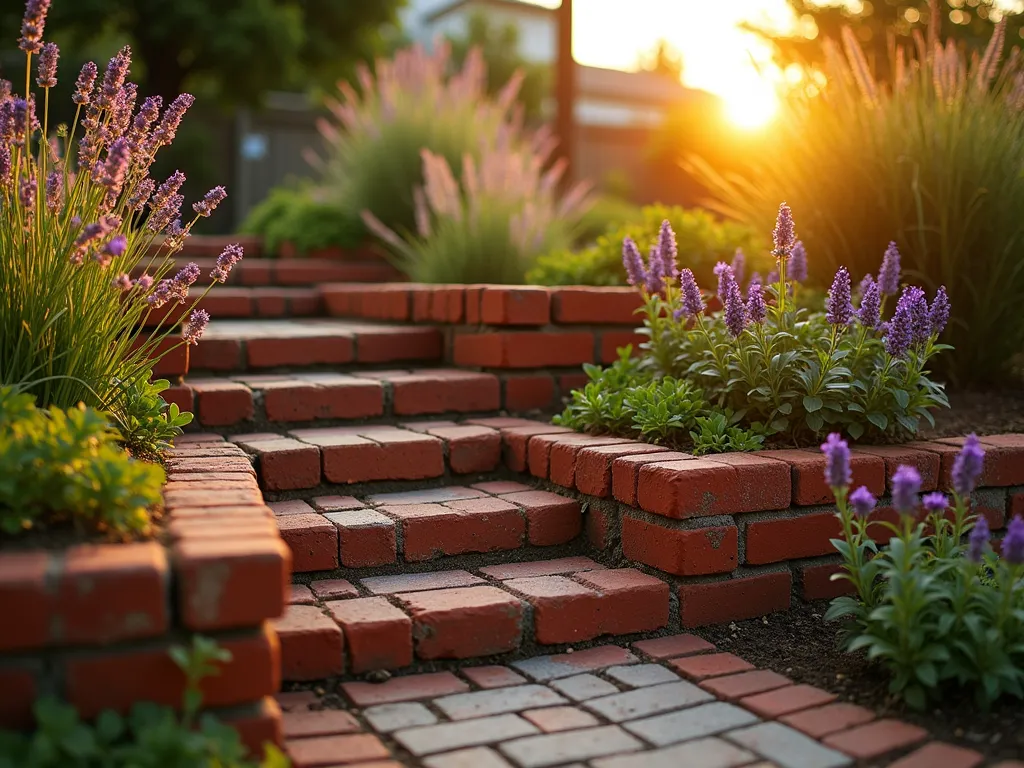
[0,435,290,755]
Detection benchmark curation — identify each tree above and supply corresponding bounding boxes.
[638,39,684,82]
[1,0,405,106]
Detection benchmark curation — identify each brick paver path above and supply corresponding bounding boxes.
[276,634,993,768]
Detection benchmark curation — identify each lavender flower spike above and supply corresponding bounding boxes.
[210,243,244,283]
[193,186,227,218]
[19,0,51,54]
[723,276,747,337]
[821,433,852,489]
[825,267,854,326]
[1002,515,1024,565]
[112,274,132,292]
[36,42,58,88]
[182,309,210,345]
[714,262,732,300]
[922,492,948,514]
[849,486,876,518]
[678,268,705,318]
[772,201,796,258]
[644,244,665,294]
[72,61,97,105]
[730,248,746,286]
[622,236,645,287]
[952,434,985,497]
[657,219,678,280]
[746,283,766,324]
[905,286,930,344]
[789,240,808,282]
[929,286,950,336]
[967,516,990,562]
[858,277,881,329]
[45,170,62,213]
[859,273,874,297]
[878,241,901,296]
[892,465,922,515]
[884,296,914,358]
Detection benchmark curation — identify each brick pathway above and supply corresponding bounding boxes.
[275,633,1000,768]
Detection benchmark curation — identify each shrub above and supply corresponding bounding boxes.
[689,21,1024,386]
[556,204,951,449]
[238,186,365,257]
[361,139,591,284]
[0,1,240,448]
[0,387,164,536]
[571,193,642,246]
[0,636,290,767]
[315,41,525,237]
[527,205,763,287]
[822,433,1024,709]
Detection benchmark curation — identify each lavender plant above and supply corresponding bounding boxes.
[823,433,1024,709]
[0,0,241,457]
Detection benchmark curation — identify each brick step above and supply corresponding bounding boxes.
[144,286,323,327]
[136,256,401,286]
[274,556,670,681]
[268,482,584,573]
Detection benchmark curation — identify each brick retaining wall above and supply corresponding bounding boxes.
[0,435,290,757]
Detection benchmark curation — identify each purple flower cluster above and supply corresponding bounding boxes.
[952,434,985,497]
[772,202,796,258]
[857,275,881,329]
[789,240,808,282]
[825,267,854,326]
[922,492,948,514]
[210,243,245,283]
[821,433,852,489]
[112,273,132,292]
[182,309,210,345]
[147,171,186,232]
[716,264,747,337]
[658,220,678,280]
[126,96,161,154]
[193,186,227,218]
[45,170,62,212]
[883,284,949,357]
[72,61,96,105]
[746,283,767,324]
[892,465,922,514]
[676,268,705,319]
[98,46,131,110]
[621,220,678,294]
[967,516,990,563]
[0,145,12,185]
[144,93,195,154]
[878,241,901,296]
[730,249,745,286]
[849,486,876,517]
[1001,516,1024,565]
[148,263,200,308]
[929,286,950,335]
[36,42,58,88]
[18,0,50,54]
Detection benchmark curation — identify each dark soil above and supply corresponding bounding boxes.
[922,389,1024,440]
[700,600,1024,764]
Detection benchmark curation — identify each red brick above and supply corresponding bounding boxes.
[275,689,319,712]
[262,377,383,422]
[800,562,855,600]
[276,513,339,572]
[760,448,885,506]
[480,287,551,325]
[282,708,360,739]
[397,586,524,659]
[612,451,692,506]
[504,575,602,643]
[340,671,469,706]
[0,665,36,729]
[700,669,792,700]
[251,439,321,491]
[428,426,502,474]
[576,444,670,497]
[558,372,589,395]
[357,285,410,320]
[163,385,194,414]
[56,542,168,645]
[678,571,792,627]
[600,331,646,362]
[823,718,928,759]
[223,697,284,758]
[548,436,640,487]
[504,375,556,411]
[889,742,984,768]
[189,379,253,426]
[479,556,605,580]
[323,509,397,568]
[553,287,643,324]
[274,604,344,681]
[501,424,574,472]
[411,285,465,323]
[780,701,876,738]
[502,490,581,546]
[670,652,755,680]
[632,634,716,659]
[326,597,412,673]
[622,517,738,576]
[247,335,354,368]
[855,445,941,492]
[0,551,55,652]
[453,331,594,368]
[175,537,291,631]
[355,327,443,363]
[919,434,1024,488]
[143,337,189,376]
[384,501,524,562]
[739,684,837,717]
[309,579,359,600]
[461,666,527,689]
[387,371,500,415]
[586,506,614,549]
[287,733,390,768]
[289,584,316,605]
[190,338,244,371]
[308,429,444,484]
[252,288,287,317]
[745,511,842,565]
[162,487,265,509]
[65,626,279,717]
[574,568,670,635]
[522,706,600,733]
[312,495,365,512]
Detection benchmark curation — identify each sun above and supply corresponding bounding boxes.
[723,86,779,130]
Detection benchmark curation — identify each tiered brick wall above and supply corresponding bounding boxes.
[322,283,646,412]
[0,435,290,756]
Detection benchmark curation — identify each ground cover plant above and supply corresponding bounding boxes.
[689,19,1024,386]
[557,204,951,450]
[822,432,1024,709]
[238,185,364,257]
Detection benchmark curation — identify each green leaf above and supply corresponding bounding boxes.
[803,395,823,412]
[866,412,888,430]
[805,411,824,432]
[893,389,911,409]
[848,421,865,439]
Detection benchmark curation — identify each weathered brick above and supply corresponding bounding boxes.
[779,702,876,738]
[745,511,842,565]
[574,568,669,636]
[356,326,444,363]
[275,513,339,572]
[889,742,984,768]
[244,438,321,491]
[397,586,524,659]
[480,287,551,325]
[678,571,791,627]
[282,708,360,739]
[740,684,838,718]
[500,424,573,472]
[612,452,692,506]
[504,375,556,411]
[364,702,438,732]
[502,491,581,546]
[396,713,539,756]
[670,653,754,680]
[550,674,620,701]
[429,426,502,474]
[272,605,344,681]
[522,706,600,733]
[247,334,354,368]
[214,696,284,759]
[300,428,445,484]
[548,436,639,487]
[512,646,639,682]
[287,733,390,768]
[479,556,605,580]
[622,517,737,576]
[503,576,602,643]
[499,725,644,766]
[823,718,928,759]
[631,633,716,660]
[361,570,484,595]
[461,666,527,689]
[386,501,524,562]
[323,509,397,568]
[326,597,412,673]
[189,380,254,426]
[289,584,316,605]
[576,444,671,498]
[700,669,792,700]
[591,736,756,768]
[726,722,851,768]
[453,332,594,369]
[637,457,790,519]
[308,578,358,600]
[605,664,680,688]
[760,448,885,506]
[434,685,566,720]
[621,702,757,748]
[854,445,941,492]
[386,371,500,415]
[800,562,855,600]
[553,287,643,325]
[341,672,469,707]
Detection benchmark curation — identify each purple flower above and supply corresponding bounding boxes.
[36,42,58,88]
[825,267,854,326]
[967,516,990,562]
[858,276,881,329]
[94,235,127,268]
[929,286,950,336]
[730,248,746,286]
[145,93,195,152]
[622,236,645,287]
[714,262,732,300]
[748,271,762,288]
[657,219,678,280]
[1001,515,1024,564]
[19,0,51,54]
[821,433,852,489]
[849,486,876,518]
[73,62,97,105]
[952,434,985,497]
[723,276,747,337]
[182,309,210,345]
[134,274,154,291]
[151,262,201,306]
[904,286,930,343]
[0,146,10,185]
[98,46,132,110]
[9,99,31,146]
[884,296,914,358]
[193,186,227,218]
[678,268,705,318]
[878,241,901,296]
[892,465,922,515]
[644,244,665,294]
[19,175,36,210]
[211,243,245,283]
[859,273,874,297]
[772,202,796,258]
[112,273,132,292]
[922,492,948,514]
[127,178,155,212]
[126,96,161,154]
[109,83,138,141]
[789,240,808,282]
[45,170,62,212]
[97,137,130,193]
[147,193,183,232]
[746,283,766,324]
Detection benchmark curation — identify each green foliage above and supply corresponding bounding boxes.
[572,194,642,246]
[527,205,763,287]
[238,187,365,257]
[0,637,290,768]
[826,460,1024,709]
[108,375,193,462]
[689,413,765,455]
[0,388,164,536]
[691,21,1024,385]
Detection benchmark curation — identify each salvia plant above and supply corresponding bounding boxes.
[822,433,1024,709]
[0,0,241,456]
[559,203,950,448]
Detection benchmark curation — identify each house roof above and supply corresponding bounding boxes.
[425,0,556,24]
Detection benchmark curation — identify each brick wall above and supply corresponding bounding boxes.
[0,435,290,757]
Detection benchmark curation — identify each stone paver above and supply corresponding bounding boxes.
[511,646,638,681]
[779,702,875,739]
[498,725,644,768]
[583,680,714,722]
[549,674,619,702]
[361,570,485,595]
[341,672,469,706]
[363,702,438,732]
[433,685,567,720]
[461,666,527,689]
[889,742,984,768]
[395,714,539,756]
[822,718,928,759]
[726,722,852,768]
[592,736,758,768]
[605,663,680,688]
[422,746,515,768]
[623,701,759,746]
[632,633,716,659]
[521,706,600,733]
